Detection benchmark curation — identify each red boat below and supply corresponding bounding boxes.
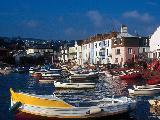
[31,73,42,79]
[119,73,142,79]
[147,76,160,85]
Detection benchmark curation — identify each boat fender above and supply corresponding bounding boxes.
[86,107,102,115]
[9,102,22,113]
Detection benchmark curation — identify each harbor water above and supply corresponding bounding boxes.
[0,73,159,120]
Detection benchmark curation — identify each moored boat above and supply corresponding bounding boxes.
[128,84,160,96]
[70,72,99,80]
[54,81,96,89]
[110,69,142,80]
[15,67,29,73]
[10,88,136,118]
[0,67,13,75]
[29,67,40,74]
[119,73,142,79]
[147,76,160,85]
[39,78,59,83]
[32,69,62,79]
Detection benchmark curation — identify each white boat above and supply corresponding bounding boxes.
[39,78,59,83]
[70,71,99,80]
[128,84,160,95]
[29,67,40,74]
[0,67,12,75]
[31,69,62,79]
[41,71,61,77]
[10,88,136,118]
[54,81,96,89]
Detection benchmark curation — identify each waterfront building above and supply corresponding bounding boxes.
[149,26,160,59]
[93,33,113,65]
[26,44,58,64]
[59,43,69,62]
[26,45,54,55]
[82,33,113,65]
[59,40,78,63]
[75,40,83,65]
[68,42,76,62]
[82,40,90,64]
[61,40,83,65]
[112,25,149,67]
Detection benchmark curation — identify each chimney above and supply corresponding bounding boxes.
[121,24,128,33]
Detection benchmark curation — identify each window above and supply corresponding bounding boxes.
[96,51,97,56]
[120,39,123,45]
[99,52,105,56]
[108,40,109,47]
[128,48,132,54]
[99,42,101,46]
[106,49,108,56]
[95,43,97,48]
[115,58,118,63]
[114,40,117,45]
[145,39,148,46]
[143,48,145,52]
[116,49,120,55]
[153,53,156,58]
[103,41,106,46]
[159,52,160,58]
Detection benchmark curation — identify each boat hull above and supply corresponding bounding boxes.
[129,89,160,96]
[54,82,96,89]
[70,73,99,80]
[147,77,160,85]
[13,101,135,119]
[15,110,133,120]
[119,74,142,79]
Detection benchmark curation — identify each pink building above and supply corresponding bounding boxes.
[112,25,149,67]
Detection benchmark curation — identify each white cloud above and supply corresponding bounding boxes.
[123,10,154,23]
[86,10,103,27]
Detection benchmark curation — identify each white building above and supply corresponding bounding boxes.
[93,38,112,64]
[82,42,90,64]
[75,41,83,65]
[82,33,113,65]
[60,41,83,64]
[149,26,160,58]
[60,43,69,62]
[26,47,54,55]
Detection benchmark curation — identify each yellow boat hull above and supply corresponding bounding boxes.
[10,88,73,108]
[10,88,102,118]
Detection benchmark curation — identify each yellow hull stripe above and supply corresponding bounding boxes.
[10,88,73,108]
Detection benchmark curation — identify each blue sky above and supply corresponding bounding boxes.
[0,0,159,40]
